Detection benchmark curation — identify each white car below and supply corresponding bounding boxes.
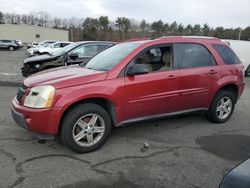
[35,41,72,55]
[16,40,23,48]
[26,40,56,56]
[223,39,250,76]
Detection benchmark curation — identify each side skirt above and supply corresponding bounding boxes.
[116,108,208,127]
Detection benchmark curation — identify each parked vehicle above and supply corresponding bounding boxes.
[222,39,250,76]
[27,41,38,49]
[12,36,245,153]
[0,39,19,51]
[21,41,115,77]
[33,41,72,55]
[26,40,56,56]
[16,40,23,48]
[220,159,250,188]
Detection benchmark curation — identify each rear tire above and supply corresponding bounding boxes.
[245,65,250,77]
[206,90,235,123]
[61,103,112,153]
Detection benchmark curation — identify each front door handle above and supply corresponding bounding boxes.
[168,75,177,79]
[209,70,217,74]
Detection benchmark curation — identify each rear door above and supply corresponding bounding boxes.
[177,43,220,110]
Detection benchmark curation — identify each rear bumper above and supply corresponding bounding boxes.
[11,97,62,137]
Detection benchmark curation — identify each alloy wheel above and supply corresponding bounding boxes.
[72,113,105,147]
[216,97,232,120]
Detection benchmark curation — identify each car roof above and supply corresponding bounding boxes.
[54,41,72,44]
[75,41,116,45]
[120,36,224,46]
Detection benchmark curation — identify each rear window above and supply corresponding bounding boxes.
[213,44,239,65]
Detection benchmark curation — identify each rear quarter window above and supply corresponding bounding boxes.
[213,44,239,65]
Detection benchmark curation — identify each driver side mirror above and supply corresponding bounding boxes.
[69,53,79,60]
[127,64,149,76]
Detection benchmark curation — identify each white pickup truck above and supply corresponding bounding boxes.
[223,39,250,76]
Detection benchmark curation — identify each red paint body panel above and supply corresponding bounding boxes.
[11,37,245,135]
[12,97,61,134]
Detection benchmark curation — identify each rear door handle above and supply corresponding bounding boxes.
[209,70,217,74]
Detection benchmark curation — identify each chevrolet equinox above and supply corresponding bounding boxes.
[11,36,245,153]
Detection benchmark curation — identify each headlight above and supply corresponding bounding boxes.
[24,85,55,108]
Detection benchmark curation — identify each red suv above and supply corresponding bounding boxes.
[11,36,245,153]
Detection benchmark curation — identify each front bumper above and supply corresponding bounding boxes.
[11,105,27,129]
[11,97,62,137]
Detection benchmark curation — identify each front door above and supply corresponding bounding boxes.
[124,44,181,120]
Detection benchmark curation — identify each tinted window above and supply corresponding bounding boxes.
[98,44,112,52]
[213,44,239,65]
[51,43,78,56]
[62,43,70,47]
[71,45,98,58]
[178,43,215,68]
[131,46,173,72]
[2,40,12,43]
[53,43,62,48]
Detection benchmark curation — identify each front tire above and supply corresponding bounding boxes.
[9,46,15,51]
[61,103,112,153]
[206,90,235,123]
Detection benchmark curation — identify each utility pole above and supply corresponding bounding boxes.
[71,28,74,42]
[238,29,242,40]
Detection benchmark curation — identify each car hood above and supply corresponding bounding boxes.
[24,54,57,64]
[23,66,107,89]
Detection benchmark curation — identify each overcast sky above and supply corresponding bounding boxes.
[0,0,249,28]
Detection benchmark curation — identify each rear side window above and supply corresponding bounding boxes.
[98,44,112,52]
[178,43,216,68]
[213,44,239,65]
[2,40,12,43]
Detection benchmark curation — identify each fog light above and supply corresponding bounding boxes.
[35,64,40,68]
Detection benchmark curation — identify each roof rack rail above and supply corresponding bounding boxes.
[157,36,220,40]
[181,36,219,39]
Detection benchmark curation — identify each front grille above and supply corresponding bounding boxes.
[16,84,28,104]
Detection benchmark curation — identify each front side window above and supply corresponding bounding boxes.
[178,43,216,68]
[71,45,97,58]
[85,42,142,71]
[53,43,62,48]
[127,45,173,73]
[213,44,239,65]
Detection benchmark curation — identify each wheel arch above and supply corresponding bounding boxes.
[58,97,116,134]
[213,83,238,104]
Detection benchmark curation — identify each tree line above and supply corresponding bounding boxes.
[0,11,250,42]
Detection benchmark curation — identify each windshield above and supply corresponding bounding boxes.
[51,43,78,56]
[85,42,142,71]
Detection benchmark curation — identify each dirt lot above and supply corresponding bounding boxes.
[0,49,250,188]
